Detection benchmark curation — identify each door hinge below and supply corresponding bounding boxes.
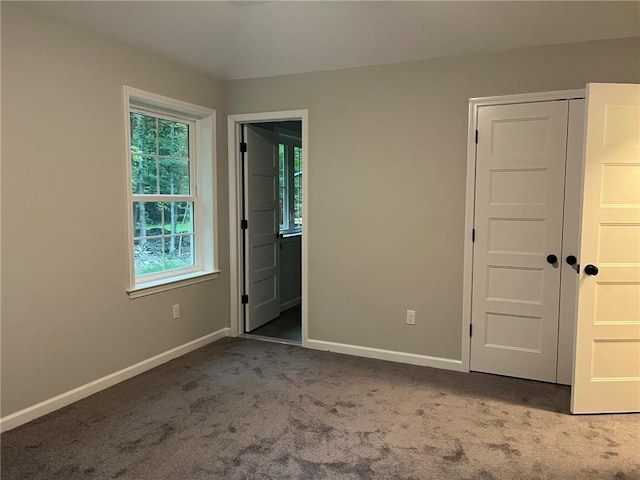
[470,324,473,337]
[240,142,247,153]
[472,228,475,242]
[241,219,248,230]
[241,294,249,305]
[475,130,478,144]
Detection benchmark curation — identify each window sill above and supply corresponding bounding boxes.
[128,270,220,299]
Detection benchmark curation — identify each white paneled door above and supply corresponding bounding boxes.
[471,101,569,382]
[245,125,280,332]
[571,83,640,414]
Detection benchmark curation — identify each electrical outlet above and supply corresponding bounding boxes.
[172,304,180,320]
[406,309,416,325]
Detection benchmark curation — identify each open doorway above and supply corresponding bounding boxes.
[243,121,302,343]
[228,111,308,346]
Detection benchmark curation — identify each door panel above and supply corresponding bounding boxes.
[571,83,640,414]
[245,125,280,332]
[471,101,569,382]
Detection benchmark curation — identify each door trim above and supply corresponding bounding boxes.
[228,110,309,346]
[461,90,585,373]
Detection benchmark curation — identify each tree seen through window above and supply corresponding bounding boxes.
[278,141,303,233]
[130,111,195,276]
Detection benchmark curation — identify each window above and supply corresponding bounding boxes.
[124,87,217,297]
[278,137,303,235]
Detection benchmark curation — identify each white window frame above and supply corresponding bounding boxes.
[277,130,302,236]
[123,86,219,298]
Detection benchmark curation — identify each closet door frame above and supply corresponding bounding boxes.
[461,89,585,377]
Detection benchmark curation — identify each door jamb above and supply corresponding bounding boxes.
[228,110,309,346]
[461,89,585,372]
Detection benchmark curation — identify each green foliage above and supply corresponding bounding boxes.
[130,112,190,197]
[293,146,303,225]
[278,144,287,231]
[130,112,195,275]
[134,235,194,276]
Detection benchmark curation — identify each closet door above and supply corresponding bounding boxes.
[470,101,569,382]
[571,83,640,413]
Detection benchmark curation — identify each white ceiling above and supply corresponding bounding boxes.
[16,1,640,80]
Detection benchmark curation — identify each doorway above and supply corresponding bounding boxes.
[228,111,308,346]
[461,90,585,384]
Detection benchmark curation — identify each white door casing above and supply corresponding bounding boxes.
[571,83,640,414]
[245,125,281,332]
[227,110,308,343]
[471,101,569,382]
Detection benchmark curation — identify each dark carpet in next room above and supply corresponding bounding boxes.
[250,305,302,342]
[1,337,639,479]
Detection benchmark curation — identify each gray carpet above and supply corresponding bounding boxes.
[1,337,638,480]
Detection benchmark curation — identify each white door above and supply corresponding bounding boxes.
[471,101,569,382]
[245,125,280,332]
[571,83,640,414]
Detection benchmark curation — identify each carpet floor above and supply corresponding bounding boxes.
[249,305,302,343]
[1,337,638,480]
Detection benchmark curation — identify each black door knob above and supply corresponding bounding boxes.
[546,254,558,264]
[584,264,599,276]
[566,255,577,266]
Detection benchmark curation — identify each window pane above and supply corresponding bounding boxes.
[163,202,193,236]
[294,147,303,228]
[134,237,164,276]
[159,159,190,195]
[278,144,287,231]
[130,113,157,155]
[158,119,189,158]
[133,202,163,238]
[164,234,195,270]
[131,155,158,194]
[133,201,194,275]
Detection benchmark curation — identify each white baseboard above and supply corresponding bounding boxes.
[280,297,301,311]
[305,338,466,372]
[0,327,230,433]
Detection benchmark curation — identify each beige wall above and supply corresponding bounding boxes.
[226,37,640,360]
[1,5,230,416]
